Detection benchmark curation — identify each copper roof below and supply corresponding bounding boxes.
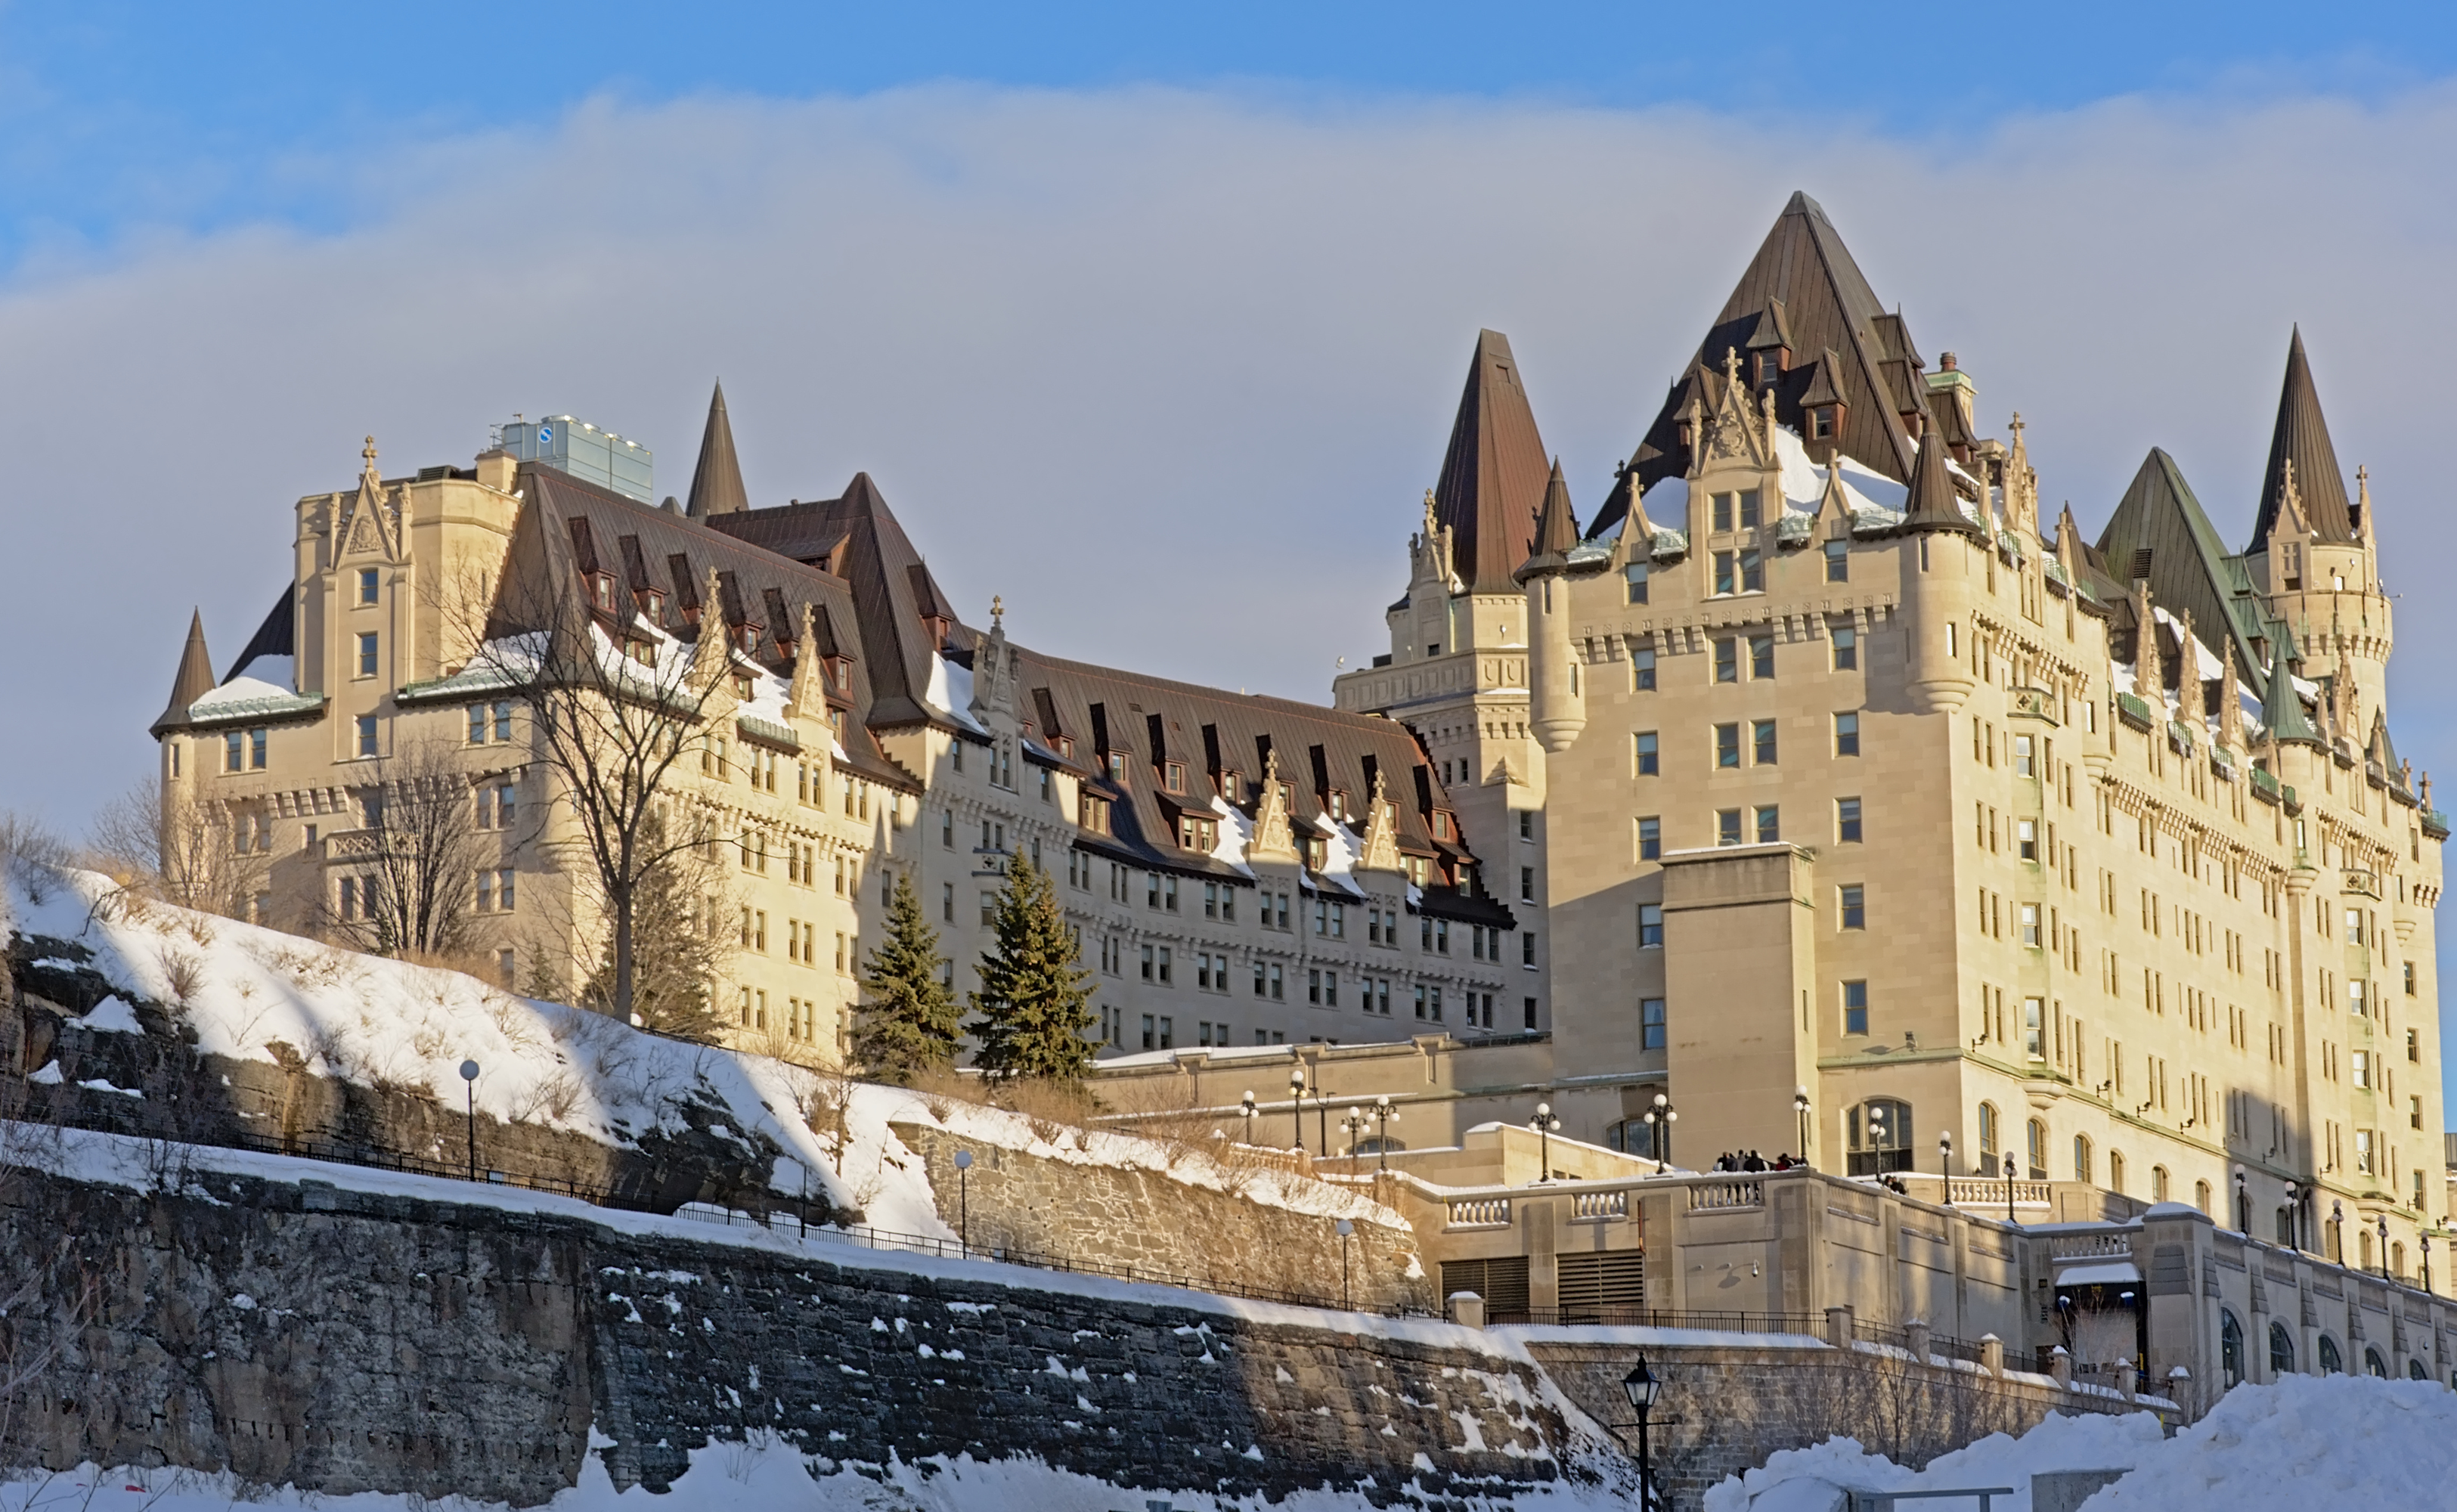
[684,380,749,519]
[2252,327,2356,547]
[2094,448,2270,696]
[1431,330,1552,593]
[150,609,217,737]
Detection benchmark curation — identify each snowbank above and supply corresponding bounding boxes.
[1706,1373,2457,1511]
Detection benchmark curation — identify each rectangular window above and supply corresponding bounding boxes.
[1823,540,1848,582]
[1738,489,1761,528]
[1631,646,1656,691]
[1638,903,1663,948]
[358,567,380,604]
[1839,885,1865,929]
[356,632,378,678]
[1754,805,1780,844]
[1637,816,1660,861]
[1625,562,1649,604]
[1269,963,1282,1000]
[2352,1050,2371,1089]
[245,727,268,769]
[1713,551,1736,596]
[2013,734,2035,776]
[1716,808,1743,847]
[1842,981,1869,1036]
[1750,634,1774,679]
[1141,943,1155,981]
[1832,627,1857,671]
[492,701,512,742]
[1834,711,1860,756]
[2024,996,2044,1058]
[1714,638,1737,683]
[1413,984,1428,1019]
[2018,819,2038,860]
[942,881,954,922]
[1519,866,1535,903]
[1634,731,1659,776]
[1712,493,1734,532]
[2021,903,2041,947]
[225,730,243,771]
[1740,549,1764,593]
[1641,996,1666,1050]
[2350,980,2367,1016]
[1752,719,1777,765]
[1715,723,1740,769]
[355,715,378,758]
[1836,797,1862,843]
[1141,1015,1156,1051]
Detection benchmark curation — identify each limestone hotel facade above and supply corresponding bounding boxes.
[152,193,2443,1271]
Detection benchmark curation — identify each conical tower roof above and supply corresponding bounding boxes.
[1899,423,1982,538]
[1430,330,1551,593]
[150,609,215,736]
[2252,328,2356,546]
[2260,621,2325,747]
[685,380,749,518]
[1514,458,1582,580]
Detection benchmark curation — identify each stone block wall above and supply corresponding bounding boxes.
[892,1120,1433,1313]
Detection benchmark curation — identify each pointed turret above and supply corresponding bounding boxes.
[2252,328,2356,546]
[150,610,215,736]
[1514,459,1582,581]
[1431,330,1551,593]
[685,380,750,519]
[1899,423,1982,538]
[2259,621,2324,747]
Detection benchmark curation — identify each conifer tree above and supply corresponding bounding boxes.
[967,853,1095,1081]
[854,871,962,1083]
[582,851,731,1044]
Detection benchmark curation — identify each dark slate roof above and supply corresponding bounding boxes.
[977,635,1511,924]
[2093,448,2270,697]
[226,588,295,683]
[1431,330,1552,593]
[1620,192,1923,505]
[150,610,217,737]
[510,465,918,793]
[684,380,750,519]
[2252,327,2356,547]
[704,473,961,733]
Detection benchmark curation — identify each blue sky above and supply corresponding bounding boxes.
[7,4,2457,1108]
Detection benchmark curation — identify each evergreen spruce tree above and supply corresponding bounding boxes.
[854,871,962,1083]
[967,853,1095,1081]
[583,854,731,1044]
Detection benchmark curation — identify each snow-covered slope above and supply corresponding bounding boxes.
[6,866,1400,1240]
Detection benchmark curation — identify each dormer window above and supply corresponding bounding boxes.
[1432,810,1458,842]
[637,587,666,621]
[628,640,658,668]
[734,674,754,699]
[1755,349,1784,388]
[1327,789,1349,823]
[1106,751,1127,783]
[1810,407,1836,440]
[1163,761,1187,795]
[1053,735,1074,758]
[829,658,850,690]
[589,572,618,612]
[736,624,761,655]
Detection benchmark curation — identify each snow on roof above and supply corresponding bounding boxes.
[188,674,308,716]
[925,652,988,735]
[1207,794,1257,877]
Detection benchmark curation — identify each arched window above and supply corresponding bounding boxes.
[2394,1241,2406,1278]
[1354,1136,1406,1156]
[1603,1119,1657,1160]
[2317,1336,2343,1374]
[2195,1179,2211,1215]
[2365,1347,2387,1378]
[2027,1119,2047,1180]
[2073,1134,2093,1185]
[2360,1229,2375,1271]
[1978,1102,2000,1169]
[2410,1359,2429,1381]
[2220,1309,2245,1388]
[2151,1166,2169,1203]
[2270,1321,2296,1374]
[1848,1098,1913,1175]
[2108,1149,2125,1193]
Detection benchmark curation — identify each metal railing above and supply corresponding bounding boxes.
[1488,1306,1826,1334]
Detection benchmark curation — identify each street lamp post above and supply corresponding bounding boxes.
[1793,1086,1811,1168]
[1315,1083,1332,1158]
[1622,1356,1664,1512]
[1938,1131,1952,1182]
[1336,1217,1354,1309]
[2003,1154,2017,1225]
[1239,1090,1258,1147]
[1288,1069,1306,1151]
[1529,1102,1562,1183]
[2233,1165,2248,1234]
[2423,1231,2434,1295]
[1643,1093,1677,1173]
[2378,1214,2390,1278]
[457,1059,480,1182]
[2284,1181,2303,1251]
[1867,1105,1890,1176]
[953,1148,973,1253]
[1339,1109,1365,1159]
[2331,1199,2344,1264]
[1373,1094,1399,1171]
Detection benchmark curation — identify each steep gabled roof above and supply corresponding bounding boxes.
[150,610,217,736]
[704,472,960,732]
[225,588,296,683]
[1430,330,1552,593]
[2260,618,2325,747]
[2095,448,2270,696]
[2252,327,2356,547]
[1624,192,1922,497]
[684,380,750,519]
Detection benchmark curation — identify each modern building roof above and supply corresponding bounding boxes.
[684,380,750,519]
[2252,327,2356,548]
[1431,330,1552,593]
[1617,191,1925,508]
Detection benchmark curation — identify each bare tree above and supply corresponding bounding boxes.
[89,774,270,920]
[449,529,743,1024]
[321,739,494,960]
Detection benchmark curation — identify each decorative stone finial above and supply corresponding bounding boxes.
[991,594,1004,627]
[363,435,379,471]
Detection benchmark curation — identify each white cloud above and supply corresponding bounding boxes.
[5,82,2455,831]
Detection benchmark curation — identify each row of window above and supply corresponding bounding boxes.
[1622,534,1852,608]
[1634,713,1859,776]
[333,869,515,921]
